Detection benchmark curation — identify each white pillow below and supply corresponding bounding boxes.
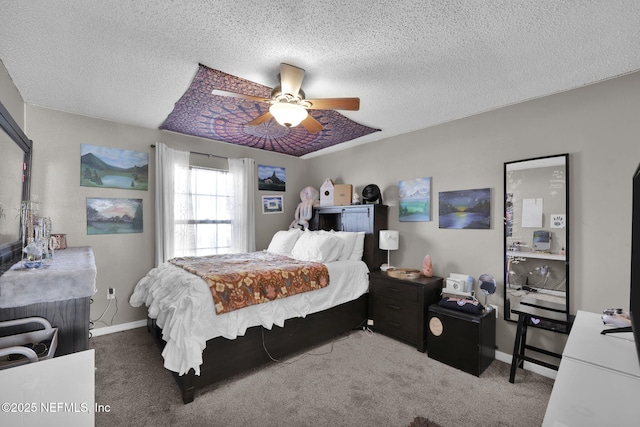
[328,231,359,261]
[348,232,366,261]
[291,230,344,263]
[266,229,303,254]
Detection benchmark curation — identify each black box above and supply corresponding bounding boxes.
[427,304,496,376]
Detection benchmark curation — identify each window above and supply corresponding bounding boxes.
[174,165,231,256]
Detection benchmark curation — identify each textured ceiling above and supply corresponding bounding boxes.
[1,1,639,158]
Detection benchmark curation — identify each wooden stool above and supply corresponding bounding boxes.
[509,296,572,383]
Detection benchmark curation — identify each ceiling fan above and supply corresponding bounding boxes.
[211,63,360,134]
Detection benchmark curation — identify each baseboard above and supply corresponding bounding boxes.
[90,319,147,337]
[495,349,557,380]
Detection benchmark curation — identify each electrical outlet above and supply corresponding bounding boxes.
[107,287,115,300]
[367,319,374,326]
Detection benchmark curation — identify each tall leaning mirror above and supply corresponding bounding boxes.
[504,154,569,331]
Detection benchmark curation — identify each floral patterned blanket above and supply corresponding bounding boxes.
[169,252,330,315]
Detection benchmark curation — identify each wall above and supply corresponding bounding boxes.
[21,106,307,327]
[306,71,640,355]
[0,61,23,128]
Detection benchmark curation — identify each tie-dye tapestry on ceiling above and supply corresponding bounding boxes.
[160,64,380,157]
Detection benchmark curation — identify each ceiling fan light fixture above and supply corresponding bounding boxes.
[269,102,308,128]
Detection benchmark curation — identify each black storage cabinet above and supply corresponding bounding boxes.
[427,304,496,376]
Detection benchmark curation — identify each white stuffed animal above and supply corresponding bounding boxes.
[289,186,319,230]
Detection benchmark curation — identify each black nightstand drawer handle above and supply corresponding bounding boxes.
[387,287,401,293]
[387,320,402,328]
[386,304,401,311]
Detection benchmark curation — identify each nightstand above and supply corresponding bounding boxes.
[427,304,496,376]
[369,271,443,352]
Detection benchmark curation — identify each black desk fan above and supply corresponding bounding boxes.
[362,184,382,204]
[478,273,497,312]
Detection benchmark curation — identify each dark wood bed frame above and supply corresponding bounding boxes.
[147,204,388,403]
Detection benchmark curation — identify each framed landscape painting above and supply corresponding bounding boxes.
[86,198,143,235]
[439,188,491,229]
[399,177,431,222]
[81,144,148,190]
[258,165,286,191]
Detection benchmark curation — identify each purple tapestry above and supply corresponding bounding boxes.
[160,65,380,157]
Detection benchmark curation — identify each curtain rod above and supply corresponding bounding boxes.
[150,144,228,160]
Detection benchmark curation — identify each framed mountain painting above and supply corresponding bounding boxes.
[81,144,148,190]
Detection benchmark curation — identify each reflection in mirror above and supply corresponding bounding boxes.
[504,154,569,331]
[0,128,24,246]
[0,100,32,266]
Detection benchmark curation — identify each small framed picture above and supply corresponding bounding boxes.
[262,195,283,214]
[550,214,566,228]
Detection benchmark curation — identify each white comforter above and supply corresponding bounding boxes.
[129,258,369,375]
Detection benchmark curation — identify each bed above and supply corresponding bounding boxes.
[131,205,387,403]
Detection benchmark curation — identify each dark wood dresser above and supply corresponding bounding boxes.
[369,271,443,351]
[0,246,96,356]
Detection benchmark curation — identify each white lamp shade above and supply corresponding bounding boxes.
[379,230,399,250]
[269,102,308,127]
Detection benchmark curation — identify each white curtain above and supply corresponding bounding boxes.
[229,158,256,253]
[154,142,190,266]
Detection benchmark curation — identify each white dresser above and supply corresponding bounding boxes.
[543,310,640,426]
[0,349,95,426]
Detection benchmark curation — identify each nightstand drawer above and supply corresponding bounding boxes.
[372,299,418,343]
[370,278,418,303]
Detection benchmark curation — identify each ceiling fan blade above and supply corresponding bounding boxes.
[305,98,360,111]
[246,111,273,126]
[280,63,305,97]
[211,89,269,103]
[300,115,323,134]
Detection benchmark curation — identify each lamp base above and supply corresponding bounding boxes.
[380,263,393,272]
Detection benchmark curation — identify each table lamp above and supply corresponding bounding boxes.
[379,230,399,271]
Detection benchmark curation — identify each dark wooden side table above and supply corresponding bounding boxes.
[369,271,443,352]
[427,304,496,376]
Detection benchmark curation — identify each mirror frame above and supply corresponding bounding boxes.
[503,153,570,332]
[0,99,32,265]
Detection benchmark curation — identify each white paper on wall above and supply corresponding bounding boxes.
[522,198,543,228]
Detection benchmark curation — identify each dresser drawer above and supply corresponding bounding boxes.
[372,298,418,343]
[368,272,443,352]
[370,277,418,303]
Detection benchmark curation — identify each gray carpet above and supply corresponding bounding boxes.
[90,327,554,427]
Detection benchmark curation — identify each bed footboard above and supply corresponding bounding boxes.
[147,293,368,403]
